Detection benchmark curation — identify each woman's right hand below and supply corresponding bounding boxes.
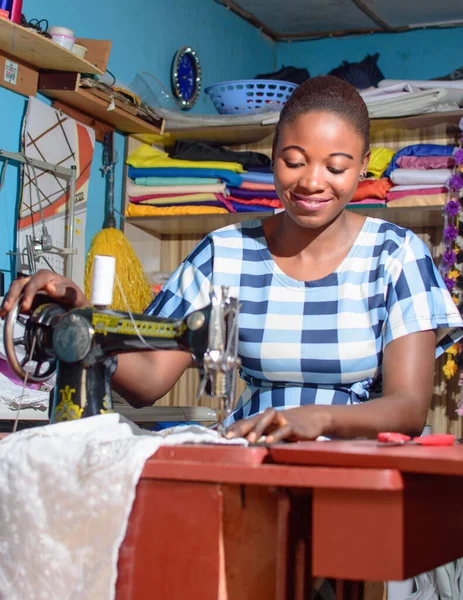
[0,269,90,319]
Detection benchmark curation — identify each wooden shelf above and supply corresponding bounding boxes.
[165,122,275,145]
[125,205,444,236]
[162,110,463,146]
[370,110,463,133]
[0,19,103,75]
[346,204,444,229]
[39,73,163,136]
[126,212,272,235]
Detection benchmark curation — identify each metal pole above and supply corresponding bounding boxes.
[65,165,77,279]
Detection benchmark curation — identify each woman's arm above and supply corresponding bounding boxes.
[112,351,193,407]
[1,270,194,408]
[226,329,436,442]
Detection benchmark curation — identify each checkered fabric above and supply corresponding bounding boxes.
[146,217,463,425]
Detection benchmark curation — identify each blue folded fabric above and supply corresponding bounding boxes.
[128,166,243,187]
[228,201,274,213]
[228,187,279,200]
[383,144,455,177]
[240,172,275,184]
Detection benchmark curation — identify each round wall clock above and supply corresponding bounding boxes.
[171,46,201,111]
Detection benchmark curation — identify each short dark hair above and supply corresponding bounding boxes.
[274,75,370,154]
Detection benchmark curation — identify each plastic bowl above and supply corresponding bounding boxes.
[51,33,75,51]
[72,44,87,59]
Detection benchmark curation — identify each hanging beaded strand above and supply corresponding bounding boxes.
[439,119,463,411]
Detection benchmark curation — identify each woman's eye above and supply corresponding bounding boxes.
[328,167,346,175]
[285,161,304,169]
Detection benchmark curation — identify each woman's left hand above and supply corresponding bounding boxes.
[224,407,333,443]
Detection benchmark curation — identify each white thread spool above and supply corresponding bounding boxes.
[90,255,116,307]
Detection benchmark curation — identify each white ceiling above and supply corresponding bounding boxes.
[216,0,463,40]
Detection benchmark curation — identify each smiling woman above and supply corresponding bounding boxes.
[2,77,463,448]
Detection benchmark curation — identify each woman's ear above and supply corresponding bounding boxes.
[361,149,371,178]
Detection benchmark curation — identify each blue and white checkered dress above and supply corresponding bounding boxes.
[146,217,463,424]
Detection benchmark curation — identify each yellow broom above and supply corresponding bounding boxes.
[84,131,153,313]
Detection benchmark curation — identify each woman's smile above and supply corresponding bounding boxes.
[291,192,334,211]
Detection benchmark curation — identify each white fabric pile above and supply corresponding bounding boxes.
[361,79,463,118]
[0,413,245,599]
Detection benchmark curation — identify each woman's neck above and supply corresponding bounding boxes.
[265,210,364,261]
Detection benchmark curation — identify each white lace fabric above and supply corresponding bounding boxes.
[0,413,245,599]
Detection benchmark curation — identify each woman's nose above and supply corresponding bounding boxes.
[297,166,325,192]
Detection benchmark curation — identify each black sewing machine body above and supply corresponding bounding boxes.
[3,289,240,424]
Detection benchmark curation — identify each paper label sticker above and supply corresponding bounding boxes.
[4,60,18,85]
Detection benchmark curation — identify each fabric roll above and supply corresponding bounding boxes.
[386,193,447,207]
[240,172,275,184]
[348,198,387,208]
[388,184,448,192]
[227,201,275,213]
[126,204,229,217]
[239,181,276,191]
[127,181,226,197]
[227,196,283,209]
[134,176,221,186]
[126,143,244,172]
[227,187,279,200]
[396,156,456,170]
[128,167,243,188]
[390,168,452,186]
[169,140,271,168]
[352,178,393,201]
[383,144,455,177]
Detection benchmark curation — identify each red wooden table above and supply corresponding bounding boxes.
[116,440,463,599]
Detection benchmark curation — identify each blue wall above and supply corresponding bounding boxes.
[276,28,462,80]
[1,4,461,290]
[0,0,275,287]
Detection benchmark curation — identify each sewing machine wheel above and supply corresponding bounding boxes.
[3,293,63,383]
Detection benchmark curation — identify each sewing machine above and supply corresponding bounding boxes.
[2,280,240,426]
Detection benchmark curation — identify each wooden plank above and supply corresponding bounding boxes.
[165,122,276,145]
[125,212,272,235]
[75,38,112,73]
[162,110,463,146]
[125,204,444,236]
[0,19,102,74]
[39,86,163,136]
[0,53,37,96]
[371,110,463,133]
[51,100,114,143]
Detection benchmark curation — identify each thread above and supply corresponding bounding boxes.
[90,255,116,307]
[9,0,22,23]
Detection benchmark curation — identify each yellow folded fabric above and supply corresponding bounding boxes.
[127,143,244,173]
[126,204,228,217]
[368,147,395,178]
[386,193,446,208]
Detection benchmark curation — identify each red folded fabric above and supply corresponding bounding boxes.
[227,196,283,208]
[386,187,447,201]
[239,181,276,191]
[352,178,392,201]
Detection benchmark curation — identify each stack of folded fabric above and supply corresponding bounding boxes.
[226,167,282,213]
[347,147,394,210]
[125,141,282,218]
[383,144,455,208]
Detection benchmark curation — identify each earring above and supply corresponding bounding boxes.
[360,172,366,180]
[270,160,275,171]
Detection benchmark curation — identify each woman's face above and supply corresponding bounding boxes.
[273,110,369,228]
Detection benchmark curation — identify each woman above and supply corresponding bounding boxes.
[2,76,462,443]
